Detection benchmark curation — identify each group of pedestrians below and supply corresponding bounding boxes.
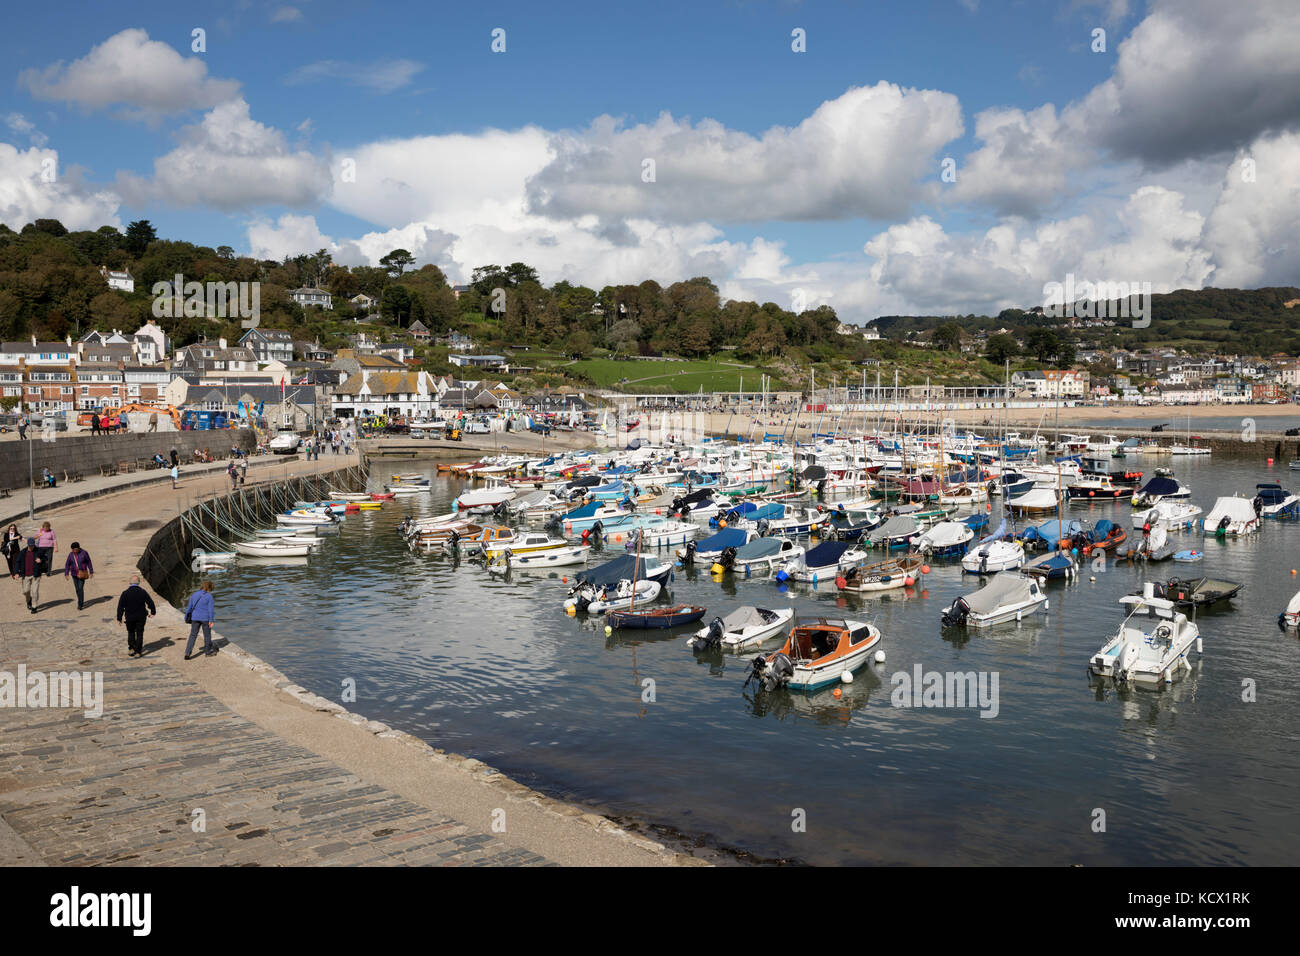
[4,521,93,613]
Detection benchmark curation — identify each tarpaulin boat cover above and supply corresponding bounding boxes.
[1138,476,1181,497]
[719,606,781,630]
[1022,519,1082,548]
[869,515,918,544]
[723,502,759,520]
[1092,519,1118,538]
[962,573,1036,614]
[920,521,971,548]
[576,555,662,587]
[803,540,852,567]
[977,517,1008,545]
[733,537,785,560]
[694,527,750,551]
[1030,553,1074,575]
[1205,496,1255,526]
[561,500,606,520]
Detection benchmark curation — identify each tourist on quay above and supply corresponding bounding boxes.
[91,412,100,435]
[239,459,248,485]
[42,467,57,488]
[148,411,158,432]
[183,580,217,659]
[227,461,238,490]
[63,542,94,610]
[116,575,156,657]
[36,521,56,576]
[119,411,129,433]
[170,463,179,489]
[169,448,179,467]
[13,538,46,613]
[2,524,23,575]
[17,415,27,440]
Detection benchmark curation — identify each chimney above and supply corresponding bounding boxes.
[66,334,71,346]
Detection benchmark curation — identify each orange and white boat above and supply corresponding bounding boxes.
[747,616,883,691]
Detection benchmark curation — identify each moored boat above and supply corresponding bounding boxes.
[687,606,795,651]
[941,572,1048,628]
[1089,584,1201,685]
[747,617,883,691]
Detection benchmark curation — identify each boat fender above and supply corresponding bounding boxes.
[835,575,847,589]
[1016,609,1023,622]
[874,650,885,664]
[1196,637,1203,653]
[1044,599,1049,610]
[711,563,725,575]
[841,670,854,684]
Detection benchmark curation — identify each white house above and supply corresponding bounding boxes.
[329,369,439,418]
[1011,369,1089,399]
[290,285,333,309]
[99,265,134,293]
[133,320,168,364]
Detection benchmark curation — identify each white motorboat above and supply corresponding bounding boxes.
[564,578,663,614]
[687,606,795,651]
[941,573,1048,628]
[1131,501,1202,530]
[1088,584,1201,685]
[1132,475,1191,507]
[625,518,699,548]
[748,617,883,692]
[233,540,313,557]
[961,539,1025,574]
[190,548,237,564]
[508,545,592,571]
[455,485,517,509]
[1203,496,1259,537]
[1280,590,1300,629]
[777,540,868,583]
[1006,487,1060,515]
[478,531,568,557]
[721,536,805,574]
[1169,444,1211,456]
[276,511,334,527]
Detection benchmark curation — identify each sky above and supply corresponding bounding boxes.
[2,0,1298,323]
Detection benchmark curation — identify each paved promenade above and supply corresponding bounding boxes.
[0,441,682,867]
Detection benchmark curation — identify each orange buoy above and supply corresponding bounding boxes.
[562,576,567,583]
[921,564,931,574]
[615,534,622,543]
[1089,491,1095,497]
[719,519,727,528]
[835,575,847,589]
[904,575,915,586]
[833,687,842,699]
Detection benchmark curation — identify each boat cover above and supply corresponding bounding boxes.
[1021,519,1083,548]
[719,606,781,630]
[1138,476,1181,497]
[963,573,1037,614]
[1205,496,1255,526]
[733,537,785,560]
[869,515,918,544]
[919,521,971,548]
[977,517,1009,545]
[576,555,664,587]
[1028,553,1075,576]
[1008,488,1058,508]
[1255,484,1293,505]
[803,540,852,568]
[962,514,990,532]
[694,527,751,552]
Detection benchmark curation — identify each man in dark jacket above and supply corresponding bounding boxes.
[13,538,47,613]
[116,575,157,657]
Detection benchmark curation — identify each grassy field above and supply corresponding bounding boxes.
[564,356,785,393]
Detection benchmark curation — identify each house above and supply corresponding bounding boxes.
[436,331,475,350]
[122,365,170,404]
[295,339,335,362]
[451,285,471,299]
[521,393,590,412]
[836,322,881,341]
[99,265,134,293]
[239,327,295,364]
[350,293,377,312]
[1010,369,1089,399]
[449,353,506,369]
[133,320,168,364]
[375,342,415,364]
[407,319,431,343]
[289,285,333,309]
[171,339,257,379]
[331,350,406,385]
[329,369,440,419]
[184,384,319,430]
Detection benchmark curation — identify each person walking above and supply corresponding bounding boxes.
[239,458,248,485]
[13,538,47,613]
[183,580,217,659]
[17,415,27,440]
[36,521,56,576]
[170,463,179,489]
[90,412,100,435]
[116,575,156,657]
[63,542,94,610]
[169,447,179,468]
[2,524,23,576]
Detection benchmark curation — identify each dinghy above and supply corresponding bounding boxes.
[1115,525,1177,562]
[941,572,1048,628]
[565,578,663,614]
[1089,585,1201,685]
[574,553,674,588]
[687,606,795,651]
[1006,487,1060,515]
[608,604,707,629]
[233,540,313,557]
[1022,551,1077,581]
[508,545,591,570]
[1203,496,1260,537]
[1173,550,1203,562]
[747,617,883,691]
[1147,576,1242,608]
[835,555,922,593]
[1280,590,1300,629]
[961,539,1025,574]
[190,547,237,564]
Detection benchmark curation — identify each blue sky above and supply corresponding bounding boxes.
[3,0,1298,318]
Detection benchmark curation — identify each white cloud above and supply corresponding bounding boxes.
[525,82,965,224]
[286,59,426,94]
[0,143,120,231]
[19,29,240,118]
[272,7,303,23]
[4,114,48,148]
[116,98,331,210]
[1204,131,1300,287]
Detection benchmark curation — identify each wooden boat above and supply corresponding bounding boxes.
[687,606,795,651]
[747,617,883,691]
[1148,576,1242,608]
[835,555,922,593]
[608,604,707,629]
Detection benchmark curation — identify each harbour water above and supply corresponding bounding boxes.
[164,455,1300,864]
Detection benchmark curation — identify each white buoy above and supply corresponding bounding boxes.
[874,650,885,664]
[841,670,854,684]
[604,625,612,636]
[1044,599,1049,610]
[1089,575,1096,582]
[1196,637,1203,653]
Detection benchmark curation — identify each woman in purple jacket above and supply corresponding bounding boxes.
[63,542,94,610]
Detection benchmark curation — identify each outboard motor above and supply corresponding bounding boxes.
[492,501,508,520]
[448,529,461,550]
[671,496,685,517]
[695,617,725,651]
[941,597,970,628]
[756,517,771,538]
[590,520,603,541]
[1216,515,1231,536]
[718,546,738,570]
[682,540,697,566]
[761,652,795,692]
[1253,495,1263,517]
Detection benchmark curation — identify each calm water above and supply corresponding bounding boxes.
[165,455,1300,865]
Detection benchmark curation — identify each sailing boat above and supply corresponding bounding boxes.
[1170,413,1211,455]
[607,525,704,628]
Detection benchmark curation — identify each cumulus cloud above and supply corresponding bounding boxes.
[524,82,964,225]
[1203,131,1300,287]
[19,29,240,118]
[4,114,48,148]
[116,98,332,210]
[1069,0,1300,166]
[0,143,120,231]
[286,59,426,93]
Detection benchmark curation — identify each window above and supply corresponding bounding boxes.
[61,387,73,395]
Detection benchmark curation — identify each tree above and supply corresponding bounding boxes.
[216,245,235,260]
[1024,327,1060,363]
[564,329,593,359]
[124,220,158,257]
[379,248,415,277]
[933,322,963,351]
[608,318,641,355]
[984,333,1019,366]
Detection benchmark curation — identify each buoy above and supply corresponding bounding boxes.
[562,576,567,584]
[841,671,854,684]
[711,563,725,575]
[833,687,842,698]
[921,589,929,598]
[1089,491,1094,497]
[873,650,886,664]
[604,625,612,635]
[921,564,931,574]
[1268,458,1274,466]
[719,519,727,528]
[904,575,915,586]
[566,606,576,616]
[835,575,847,589]
[1292,569,1297,575]
[581,528,590,539]
[614,534,622,543]
[1090,575,1096,582]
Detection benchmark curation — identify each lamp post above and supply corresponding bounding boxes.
[28,396,35,522]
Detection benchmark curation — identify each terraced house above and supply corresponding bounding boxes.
[329,368,439,418]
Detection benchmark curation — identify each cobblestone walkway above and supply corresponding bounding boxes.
[0,618,551,866]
